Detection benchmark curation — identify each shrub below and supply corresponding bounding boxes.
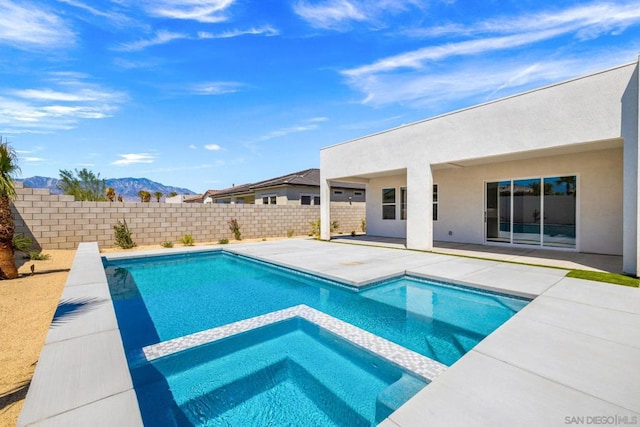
[161,241,174,248]
[29,251,50,260]
[180,234,195,246]
[287,229,295,238]
[12,234,32,253]
[218,238,229,244]
[309,219,320,238]
[309,219,338,239]
[228,218,242,240]
[351,231,356,237]
[114,220,136,249]
[361,218,366,233]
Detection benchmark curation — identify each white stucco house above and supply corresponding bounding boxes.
[320,57,640,276]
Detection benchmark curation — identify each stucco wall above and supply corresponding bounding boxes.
[430,148,623,255]
[321,62,636,181]
[367,175,408,238]
[11,184,365,250]
[321,60,636,265]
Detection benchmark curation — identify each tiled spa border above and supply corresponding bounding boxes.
[132,304,448,382]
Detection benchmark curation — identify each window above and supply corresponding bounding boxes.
[433,184,438,221]
[401,187,407,220]
[262,195,277,205]
[382,188,396,220]
[301,195,311,205]
[354,191,363,196]
[333,190,343,195]
[313,196,321,205]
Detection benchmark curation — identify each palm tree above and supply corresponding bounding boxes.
[0,140,21,279]
[138,190,151,203]
[153,191,163,202]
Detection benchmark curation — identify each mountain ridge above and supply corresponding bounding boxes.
[17,176,196,201]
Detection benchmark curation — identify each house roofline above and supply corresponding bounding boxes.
[321,59,638,151]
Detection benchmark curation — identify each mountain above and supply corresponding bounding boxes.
[17,176,196,201]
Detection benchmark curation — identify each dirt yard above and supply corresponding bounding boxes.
[0,250,75,426]
[0,237,293,426]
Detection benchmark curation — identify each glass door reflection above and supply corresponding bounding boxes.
[486,181,511,243]
[543,176,576,248]
[513,178,541,245]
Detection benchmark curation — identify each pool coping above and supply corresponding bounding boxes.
[19,240,640,426]
[132,304,447,382]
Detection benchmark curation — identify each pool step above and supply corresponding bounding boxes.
[178,358,371,426]
[376,373,427,423]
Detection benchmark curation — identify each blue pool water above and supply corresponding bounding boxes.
[104,250,529,426]
[132,318,427,426]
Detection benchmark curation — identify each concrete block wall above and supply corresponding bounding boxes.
[329,204,366,234]
[11,183,365,249]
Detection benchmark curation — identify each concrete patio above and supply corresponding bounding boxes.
[332,235,625,274]
[20,238,639,426]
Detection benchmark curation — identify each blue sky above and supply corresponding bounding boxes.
[1,0,639,193]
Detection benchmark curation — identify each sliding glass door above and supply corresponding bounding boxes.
[513,178,541,245]
[485,181,511,243]
[485,176,576,248]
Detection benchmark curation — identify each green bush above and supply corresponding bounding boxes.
[218,238,229,244]
[309,219,320,238]
[29,251,50,260]
[180,234,195,246]
[161,241,174,248]
[228,218,242,240]
[113,220,136,249]
[287,229,295,238]
[361,218,366,233]
[309,219,339,239]
[12,234,32,253]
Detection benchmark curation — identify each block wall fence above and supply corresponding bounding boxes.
[11,183,366,250]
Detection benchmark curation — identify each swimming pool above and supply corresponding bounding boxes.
[104,250,529,425]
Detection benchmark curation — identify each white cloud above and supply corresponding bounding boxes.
[56,0,135,28]
[0,74,128,132]
[115,30,188,51]
[20,156,46,162]
[190,81,243,95]
[204,144,222,151]
[342,1,640,107]
[348,48,639,109]
[255,119,324,143]
[293,0,366,30]
[189,144,197,149]
[142,0,235,23]
[343,30,566,78]
[197,26,279,39]
[293,0,423,31]
[0,0,75,49]
[308,117,328,123]
[112,153,156,166]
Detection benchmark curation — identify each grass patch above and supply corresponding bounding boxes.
[29,251,50,260]
[567,270,639,287]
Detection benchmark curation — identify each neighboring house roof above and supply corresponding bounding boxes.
[211,182,254,198]
[184,194,204,203]
[208,168,365,199]
[184,189,219,203]
[251,168,320,189]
